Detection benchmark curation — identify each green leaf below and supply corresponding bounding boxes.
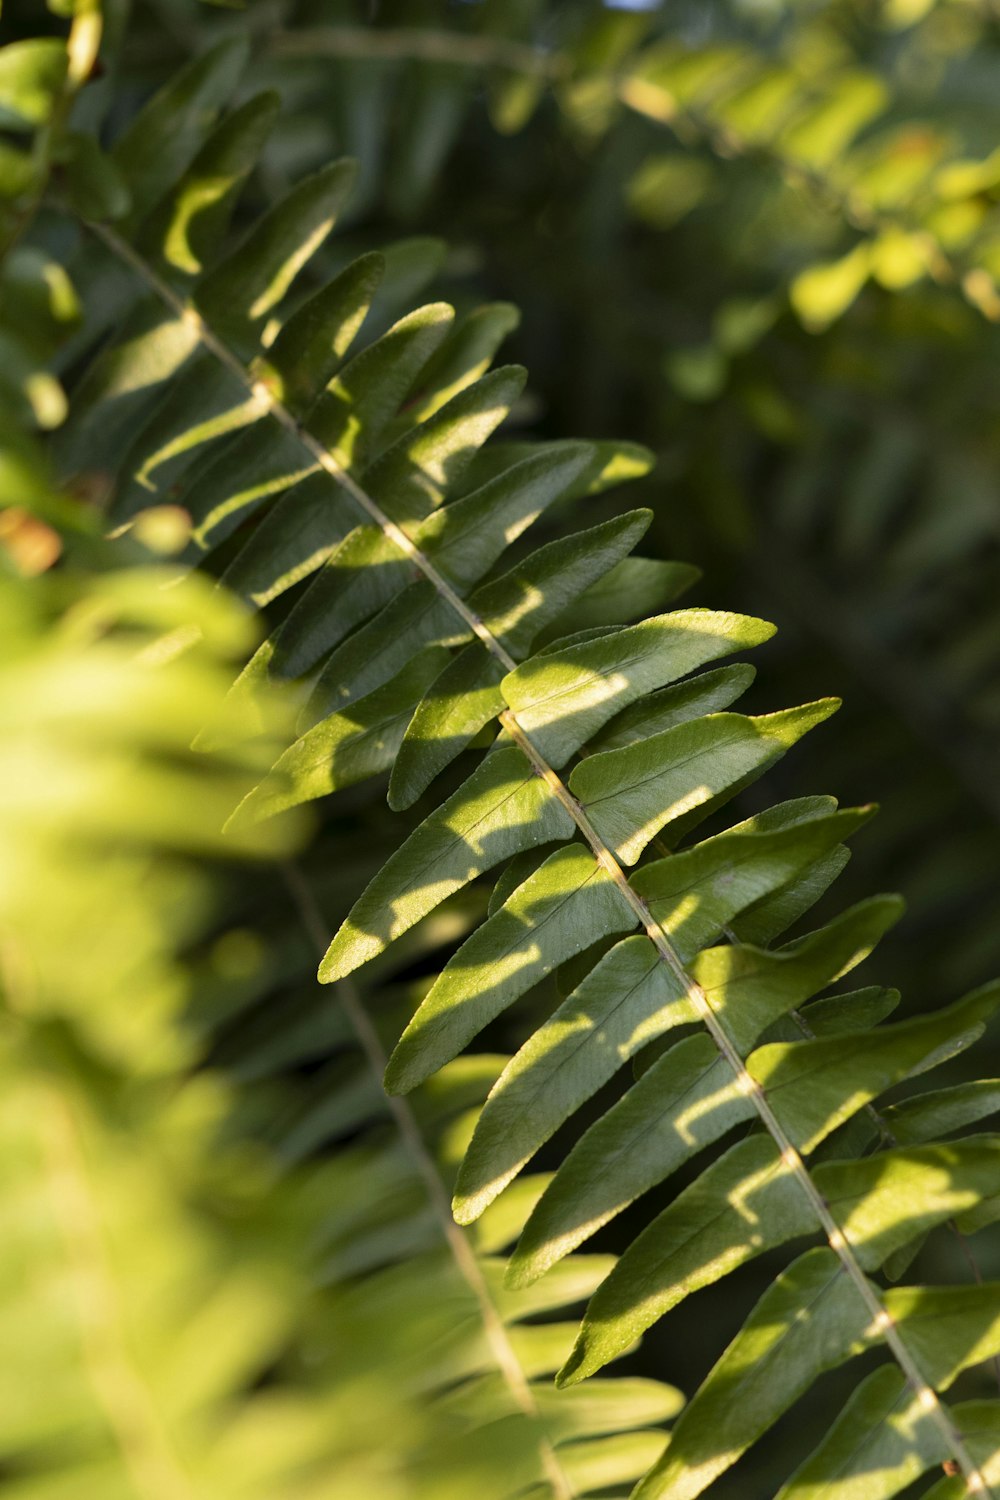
[220,483,358,608]
[538,1375,684,1438]
[818,1137,1000,1270]
[260,250,385,414]
[630,801,872,964]
[113,359,260,523]
[472,1175,555,1256]
[457,438,653,503]
[0,138,36,199]
[252,426,579,701]
[774,1366,942,1500]
[385,845,637,1094]
[241,525,414,688]
[508,1034,752,1288]
[791,243,872,333]
[557,1432,670,1494]
[779,72,887,170]
[486,1255,617,1323]
[61,133,132,222]
[691,898,903,1055]
[478,509,653,655]
[388,507,655,810]
[195,159,357,356]
[921,1405,1000,1499]
[380,444,597,788]
[113,38,248,224]
[453,936,695,1223]
[307,301,456,469]
[304,582,455,720]
[588,663,755,752]
[353,364,527,528]
[309,509,654,728]
[749,979,1000,1153]
[505,1324,584,1381]
[137,91,280,279]
[633,1249,872,1500]
[562,1136,1000,1385]
[171,271,391,544]
[58,302,204,473]
[507,895,896,1283]
[443,1373,683,1442]
[487,850,559,920]
[573,702,840,864]
[387,301,521,431]
[363,235,447,335]
[415,442,594,591]
[185,432,318,552]
[883,1079,1000,1145]
[2,247,80,350]
[319,746,576,982]
[792,985,900,1039]
[0,39,67,132]
[233,645,451,823]
[227,358,524,576]
[215,295,438,595]
[502,610,776,768]
[731,843,852,946]
[389,645,509,812]
[551,557,701,633]
[559,1137,815,1384]
[885,1282,1000,1389]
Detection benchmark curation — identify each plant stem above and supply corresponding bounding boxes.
[269,25,564,78]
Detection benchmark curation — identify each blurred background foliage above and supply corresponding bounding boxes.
[2,0,1000,1496]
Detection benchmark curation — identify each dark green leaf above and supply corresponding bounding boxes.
[320,747,575,982]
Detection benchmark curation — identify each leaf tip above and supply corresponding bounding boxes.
[450,1194,479,1227]
[381,1048,414,1096]
[386,770,418,813]
[502,1255,536,1291]
[554,1348,587,1389]
[317,925,361,984]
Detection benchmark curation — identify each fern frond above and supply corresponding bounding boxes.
[27,33,1000,1500]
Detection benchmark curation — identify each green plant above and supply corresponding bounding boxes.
[4,562,685,1500]
[4,7,1000,1499]
[97,0,1000,1008]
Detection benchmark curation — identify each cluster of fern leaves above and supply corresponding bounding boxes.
[3,7,1000,1500]
[230,0,1000,1001]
